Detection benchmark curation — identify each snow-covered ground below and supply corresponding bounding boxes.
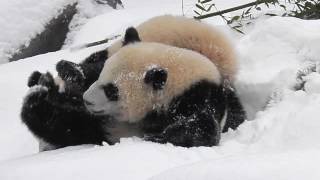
[0,0,114,63]
[0,0,76,63]
[1,0,320,179]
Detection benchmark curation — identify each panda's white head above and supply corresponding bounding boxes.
[83,29,221,123]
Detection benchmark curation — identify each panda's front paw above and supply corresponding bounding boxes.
[28,71,42,87]
[38,72,58,92]
[27,71,58,92]
[56,60,85,84]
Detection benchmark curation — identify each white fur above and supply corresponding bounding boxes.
[54,76,65,93]
[84,42,221,123]
[108,15,237,81]
[220,109,228,131]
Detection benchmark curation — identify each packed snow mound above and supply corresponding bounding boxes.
[151,149,320,180]
[0,0,76,63]
[0,0,320,179]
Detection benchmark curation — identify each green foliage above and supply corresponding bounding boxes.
[287,0,320,19]
[193,0,320,34]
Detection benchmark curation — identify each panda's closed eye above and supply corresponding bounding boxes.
[103,83,119,101]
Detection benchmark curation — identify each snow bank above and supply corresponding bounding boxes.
[151,149,320,180]
[63,0,114,48]
[0,0,320,179]
[0,0,76,63]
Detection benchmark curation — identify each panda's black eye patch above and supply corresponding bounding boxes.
[103,83,119,101]
[144,68,168,90]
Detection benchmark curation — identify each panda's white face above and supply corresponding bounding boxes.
[83,81,121,116]
[83,42,221,123]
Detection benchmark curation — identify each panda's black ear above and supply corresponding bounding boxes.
[144,68,167,90]
[123,27,141,46]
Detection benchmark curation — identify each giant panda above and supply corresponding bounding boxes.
[21,15,245,149]
[83,35,245,147]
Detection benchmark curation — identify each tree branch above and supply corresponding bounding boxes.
[195,0,277,19]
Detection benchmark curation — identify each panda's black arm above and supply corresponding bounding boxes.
[145,111,221,147]
[21,72,106,148]
[222,87,246,132]
[21,89,106,147]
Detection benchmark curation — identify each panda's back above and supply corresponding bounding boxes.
[136,15,237,81]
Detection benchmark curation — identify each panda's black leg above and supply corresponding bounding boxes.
[145,112,221,147]
[222,87,246,133]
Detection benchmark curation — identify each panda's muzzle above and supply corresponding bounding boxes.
[83,82,120,116]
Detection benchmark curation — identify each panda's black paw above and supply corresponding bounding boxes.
[56,60,85,84]
[27,71,42,87]
[38,72,58,92]
[27,71,58,91]
[148,113,221,147]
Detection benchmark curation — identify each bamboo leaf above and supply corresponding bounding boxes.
[200,0,212,4]
[196,4,207,11]
[194,10,201,16]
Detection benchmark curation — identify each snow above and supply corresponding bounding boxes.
[63,0,114,48]
[0,0,76,63]
[151,149,320,180]
[1,0,320,179]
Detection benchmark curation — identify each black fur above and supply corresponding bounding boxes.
[80,50,108,89]
[123,27,141,46]
[142,80,246,147]
[21,82,106,147]
[103,83,119,101]
[21,50,108,149]
[57,49,107,91]
[27,71,42,87]
[144,68,168,90]
[222,86,246,132]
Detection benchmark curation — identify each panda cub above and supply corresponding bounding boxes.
[83,31,245,147]
[21,15,245,149]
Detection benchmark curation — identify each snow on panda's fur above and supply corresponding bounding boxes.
[108,15,237,82]
[83,34,245,147]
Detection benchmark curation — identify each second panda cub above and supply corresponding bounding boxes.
[83,29,245,147]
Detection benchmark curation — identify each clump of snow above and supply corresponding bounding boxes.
[0,0,76,63]
[303,72,320,94]
[0,0,320,179]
